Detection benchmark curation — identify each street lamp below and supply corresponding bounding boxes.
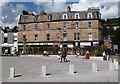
[23,35,27,55]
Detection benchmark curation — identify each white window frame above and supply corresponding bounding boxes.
[63,14,68,19]
[88,33,93,41]
[75,22,79,28]
[87,13,93,19]
[63,33,67,41]
[47,15,51,20]
[75,13,80,19]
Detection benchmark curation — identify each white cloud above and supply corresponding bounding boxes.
[1,3,26,28]
[70,1,119,19]
[36,2,66,13]
[100,3,118,19]
[1,0,119,28]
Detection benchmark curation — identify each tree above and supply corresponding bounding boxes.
[112,27,120,49]
[3,26,10,33]
[12,26,18,32]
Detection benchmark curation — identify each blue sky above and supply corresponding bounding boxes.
[0,0,119,28]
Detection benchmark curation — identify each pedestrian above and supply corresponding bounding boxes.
[57,49,62,60]
[76,50,80,57]
[60,48,68,63]
[43,50,49,57]
[83,50,90,59]
[103,51,107,61]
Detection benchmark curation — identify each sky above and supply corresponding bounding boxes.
[0,0,119,28]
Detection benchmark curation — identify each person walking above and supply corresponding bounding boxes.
[103,51,107,61]
[57,49,62,60]
[60,48,68,63]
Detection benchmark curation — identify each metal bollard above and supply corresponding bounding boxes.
[41,66,47,77]
[92,63,98,72]
[113,59,118,70]
[10,67,15,78]
[109,62,114,71]
[69,64,74,74]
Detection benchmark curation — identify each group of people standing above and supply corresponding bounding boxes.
[57,48,68,63]
[102,51,110,61]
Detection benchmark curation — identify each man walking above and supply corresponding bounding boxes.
[60,48,68,63]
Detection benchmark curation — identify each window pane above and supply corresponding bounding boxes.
[47,24,50,29]
[35,35,38,41]
[75,13,79,19]
[88,22,92,28]
[63,22,67,29]
[74,33,76,40]
[23,25,26,31]
[77,33,80,40]
[48,15,51,20]
[34,16,37,22]
[75,22,79,28]
[23,35,26,38]
[23,18,26,22]
[88,33,92,41]
[47,34,50,41]
[34,24,38,30]
[63,33,67,41]
[87,13,93,19]
[4,38,7,43]
[63,14,68,19]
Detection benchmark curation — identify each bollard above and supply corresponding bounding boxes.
[41,66,47,77]
[113,59,118,70]
[92,63,98,72]
[109,58,113,62]
[69,64,74,74]
[114,62,118,70]
[113,59,117,63]
[10,67,15,78]
[109,62,114,71]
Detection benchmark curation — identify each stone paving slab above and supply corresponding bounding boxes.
[1,55,119,82]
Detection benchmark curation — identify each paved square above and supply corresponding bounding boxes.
[1,55,119,82]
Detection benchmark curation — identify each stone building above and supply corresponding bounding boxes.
[0,27,18,56]
[18,6,103,55]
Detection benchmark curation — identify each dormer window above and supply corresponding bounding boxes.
[48,15,52,20]
[63,14,68,19]
[23,18,26,22]
[34,16,38,22]
[87,13,93,19]
[75,13,80,19]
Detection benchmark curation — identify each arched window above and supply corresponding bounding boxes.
[87,13,93,19]
[75,13,80,19]
[63,14,68,19]
[47,15,52,20]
